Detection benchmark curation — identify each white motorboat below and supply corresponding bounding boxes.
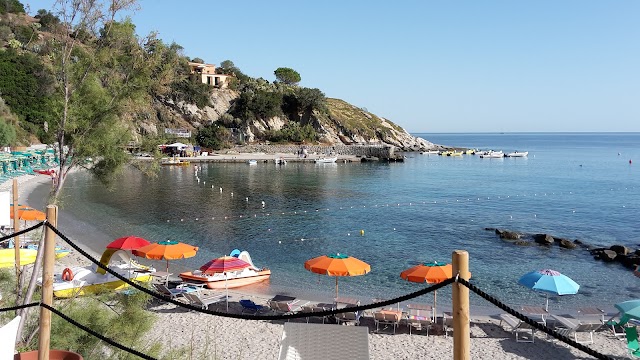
[39,249,155,298]
[247,160,258,166]
[315,157,337,163]
[420,150,440,155]
[506,151,529,157]
[275,157,287,165]
[479,151,504,158]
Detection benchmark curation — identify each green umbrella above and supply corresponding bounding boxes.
[615,299,640,325]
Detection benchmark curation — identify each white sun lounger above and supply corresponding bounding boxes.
[500,313,535,343]
[278,322,369,360]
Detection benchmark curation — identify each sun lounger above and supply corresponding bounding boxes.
[268,299,308,316]
[500,313,535,343]
[335,310,363,326]
[278,322,369,360]
[240,299,266,314]
[301,303,334,324]
[373,309,402,334]
[153,283,199,300]
[406,309,432,335]
[183,292,225,309]
[551,314,602,344]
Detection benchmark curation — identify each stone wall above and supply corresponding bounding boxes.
[231,144,396,158]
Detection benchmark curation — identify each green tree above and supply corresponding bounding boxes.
[196,123,231,150]
[191,57,204,63]
[0,117,17,146]
[35,9,60,31]
[0,0,25,14]
[274,67,301,85]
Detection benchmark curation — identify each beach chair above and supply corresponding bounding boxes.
[442,311,454,338]
[606,316,628,339]
[240,299,266,314]
[551,314,602,344]
[269,299,307,316]
[335,310,363,326]
[183,292,225,309]
[406,309,432,335]
[278,322,369,360]
[626,326,640,358]
[301,303,333,324]
[373,310,402,334]
[153,283,198,300]
[499,313,535,343]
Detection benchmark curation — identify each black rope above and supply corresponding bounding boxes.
[41,303,156,360]
[45,222,451,320]
[0,302,40,312]
[0,222,44,243]
[456,278,615,360]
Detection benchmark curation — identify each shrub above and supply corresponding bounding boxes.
[196,123,231,150]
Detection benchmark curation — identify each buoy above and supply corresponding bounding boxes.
[630,159,633,164]
[246,197,249,202]
[62,268,74,281]
[360,230,365,236]
[261,201,265,208]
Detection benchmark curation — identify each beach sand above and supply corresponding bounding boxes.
[5,171,632,360]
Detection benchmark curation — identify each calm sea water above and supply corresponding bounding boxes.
[30,133,640,312]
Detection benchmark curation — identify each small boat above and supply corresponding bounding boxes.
[39,248,155,298]
[439,150,452,156]
[179,250,271,289]
[449,150,464,157]
[506,151,529,157]
[161,156,190,166]
[274,157,287,165]
[0,247,70,268]
[465,149,477,155]
[479,151,504,158]
[248,160,258,166]
[315,157,337,163]
[420,150,440,155]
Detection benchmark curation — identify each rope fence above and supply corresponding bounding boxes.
[0,222,619,360]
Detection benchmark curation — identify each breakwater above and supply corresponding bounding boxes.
[229,144,398,159]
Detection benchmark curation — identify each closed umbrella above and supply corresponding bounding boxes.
[518,269,580,311]
[304,253,370,299]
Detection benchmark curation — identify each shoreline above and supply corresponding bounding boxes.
[6,171,632,359]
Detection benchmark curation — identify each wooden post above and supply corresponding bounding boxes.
[38,205,57,360]
[12,179,21,286]
[452,250,470,360]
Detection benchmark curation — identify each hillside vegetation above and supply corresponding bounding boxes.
[0,1,433,153]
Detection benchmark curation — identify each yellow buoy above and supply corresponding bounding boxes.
[360,230,365,236]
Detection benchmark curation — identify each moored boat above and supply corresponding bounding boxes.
[479,150,504,158]
[505,151,529,157]
[179,250,271,289]
[248,160,258,166]
[161,156,190,166]
[449,150,464,157]
[315,157,337,163]
[38,248,155,298]
[420,150,440,155]
[274,157,287,165]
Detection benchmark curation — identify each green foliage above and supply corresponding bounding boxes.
[191,57,204,64]
[0,116,17,146]
[231,90,282,120]
[0,24,12,41]
[46,291,161,360]
[0,48,56,141]
[35,9,60,31]
[13,24,34,43]
[0,0,25,14]
[274,67,301,85]
[196,123,231,150]
[171,79,211,108]
[266,122,316,143]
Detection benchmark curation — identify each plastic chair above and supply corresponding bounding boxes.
[626,327,640,358]
[240,299,266,314]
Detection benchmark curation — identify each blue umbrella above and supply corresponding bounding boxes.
[614,299,640,326]
[518,269,580,311]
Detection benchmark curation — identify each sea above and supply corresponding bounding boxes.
[28,132,640,313]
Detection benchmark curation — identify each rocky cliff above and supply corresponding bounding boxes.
[136,89,438,151]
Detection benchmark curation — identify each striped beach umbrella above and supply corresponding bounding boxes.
[199,256,251,275]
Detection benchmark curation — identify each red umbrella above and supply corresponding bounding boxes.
[200,256,251,275]
[107,236,151,250]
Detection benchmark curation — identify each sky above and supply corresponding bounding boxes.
[25,0,640,133]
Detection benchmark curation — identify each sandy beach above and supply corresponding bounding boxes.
[5,168,633,360]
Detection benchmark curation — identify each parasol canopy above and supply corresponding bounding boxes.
[10,205,46,221]
[304,253,370,298]
[106,236,151,251]
[200,256,251,275]
[518,269,580,311]
[132,240,198,273]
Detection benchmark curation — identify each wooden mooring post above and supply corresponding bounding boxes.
[38,205,57,360]
[452,250,470,360]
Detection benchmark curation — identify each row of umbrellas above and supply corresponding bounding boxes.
[108,236,640,323]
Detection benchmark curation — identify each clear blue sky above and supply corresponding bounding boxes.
[26,0,640,133]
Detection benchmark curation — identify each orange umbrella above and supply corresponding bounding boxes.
[9,205,46,221]
[132,240,198,273]
[401,262,471,319]
[304,253,371,298]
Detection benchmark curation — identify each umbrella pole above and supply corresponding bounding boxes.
[545,294,549,312]
[335,277,339,299]
[225,273,229,311]
[434,290,438,323]
[166,260,169,286]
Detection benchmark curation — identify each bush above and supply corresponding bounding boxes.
[170,79,211,108]
[0,0,25,14]
[231,90,282,120]
[196,123,231,150]
[266,122,316,143]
